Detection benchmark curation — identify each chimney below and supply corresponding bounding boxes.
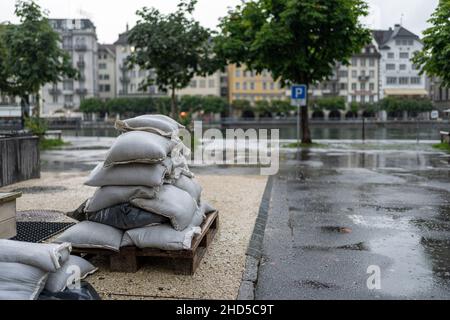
[126,23,129,32]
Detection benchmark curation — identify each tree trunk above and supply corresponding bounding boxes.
[300,86,312,144]
[170,86,178,120]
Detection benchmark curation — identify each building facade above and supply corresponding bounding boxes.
[114,31,162,98]
[227,64,286,104]
[374,25,427,100]
[41,19,98,115]
[97,44,116,100]
[176,72,222,97]
[343,41,381,104]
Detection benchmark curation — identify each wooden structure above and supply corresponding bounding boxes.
[73,211,219,275]
[0,192,22,239]
[0,135,40,187]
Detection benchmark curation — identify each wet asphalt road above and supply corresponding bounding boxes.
[256,146,450,300]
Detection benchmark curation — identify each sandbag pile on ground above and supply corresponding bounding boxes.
[0,240,97,300]
[58,114,216,252]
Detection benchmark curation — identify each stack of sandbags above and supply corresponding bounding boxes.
[0,240,97,300]
[56,115,216,253]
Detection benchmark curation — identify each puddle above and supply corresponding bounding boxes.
[320,226,353,234]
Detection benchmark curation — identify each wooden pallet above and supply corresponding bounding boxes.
[73,211,219,275]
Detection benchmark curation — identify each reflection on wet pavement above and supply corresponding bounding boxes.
[257,142,450,300]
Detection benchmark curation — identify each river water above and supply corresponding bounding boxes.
[62,122,448,140]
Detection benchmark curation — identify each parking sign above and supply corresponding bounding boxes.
[291,85,307,106]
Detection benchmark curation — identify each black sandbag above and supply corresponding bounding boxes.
[86,203,169,230]
[38,281,101,300]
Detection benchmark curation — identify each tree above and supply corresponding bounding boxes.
[215,0,371,143]
[128,0,220,120]
[315,97,346,111]
[0,0,77,119]
[413,0,450,87]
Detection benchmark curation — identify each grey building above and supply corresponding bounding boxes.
[41,19,98,115]
[97,44,117,100]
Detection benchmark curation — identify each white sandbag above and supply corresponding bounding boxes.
[54,221,124,252]
[200,201,216,216]
[120,225,201,251]
[173,175,202,203]
[0,262,48,300]
[0,240,71,273]
[85,186,158,213]
[115,114,184,137]
[45,256,98,293]
[85,159,171,188]
[131,185,199,231]
[104,131,177,167]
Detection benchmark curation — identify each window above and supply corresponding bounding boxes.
[361,96,366,103]
[340,83,347,90]
[399,64,407,71]
[369,83,375,91]
[208,79,215,88]
[99,84,104,92]
[408,40,413,46]
[270,83,275,90]
[388,52,395,59]
[351,83,357,90]
[412,64,419,70]
[352,95,357,102]
[352,70,357,78]
[243,82,248,90]
[360,59,366,67]
[369,70,375,78]
[338,71,348,78]
[104,74,110,80]
[361,70,366,76]
[263,82,267,90]
[369,95,374,103]
[104,85,111,92]
[360,83,366,90]
[235,82,240,90]
[52,95,58,103]
[399,77,409,85]
[190,80,197,88]
[199,80,206,88]
[64,95,73,103]
[245,71,252,77]
[99,63,107,70]
[369,58,375,67]
[386,64,396,70]
[352,57,358,66]
[235,69,241,77]
[387,77,397,84]
[63,80,73,90]
[411,77,421,84]
[399,52,409,59]
[396,39,401,45]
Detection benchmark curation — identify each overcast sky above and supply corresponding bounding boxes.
[0,0,439,44]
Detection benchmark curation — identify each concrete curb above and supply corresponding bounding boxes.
[237,176,274,300]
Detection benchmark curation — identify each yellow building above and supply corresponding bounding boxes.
[227,64,287,105]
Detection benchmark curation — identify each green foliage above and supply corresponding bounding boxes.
[106,97,158,115]
[231,99,251,110]
[128,0,221,118]
[25,116,47,136]
[254,100,271,114]
[315,97,346,111]
[214,0,371,142]
[433,143,450,153]
[180,95,227,114]
[349,102,359,114]
[380,97,433,113]
[271,100,295,114]
[39,138,68,150]
[0,1,77,115]
[413,0,450,87]
[80,98,107,114]
[215,0,370,85]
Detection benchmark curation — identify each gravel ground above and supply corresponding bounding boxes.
[0,172,267,300]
